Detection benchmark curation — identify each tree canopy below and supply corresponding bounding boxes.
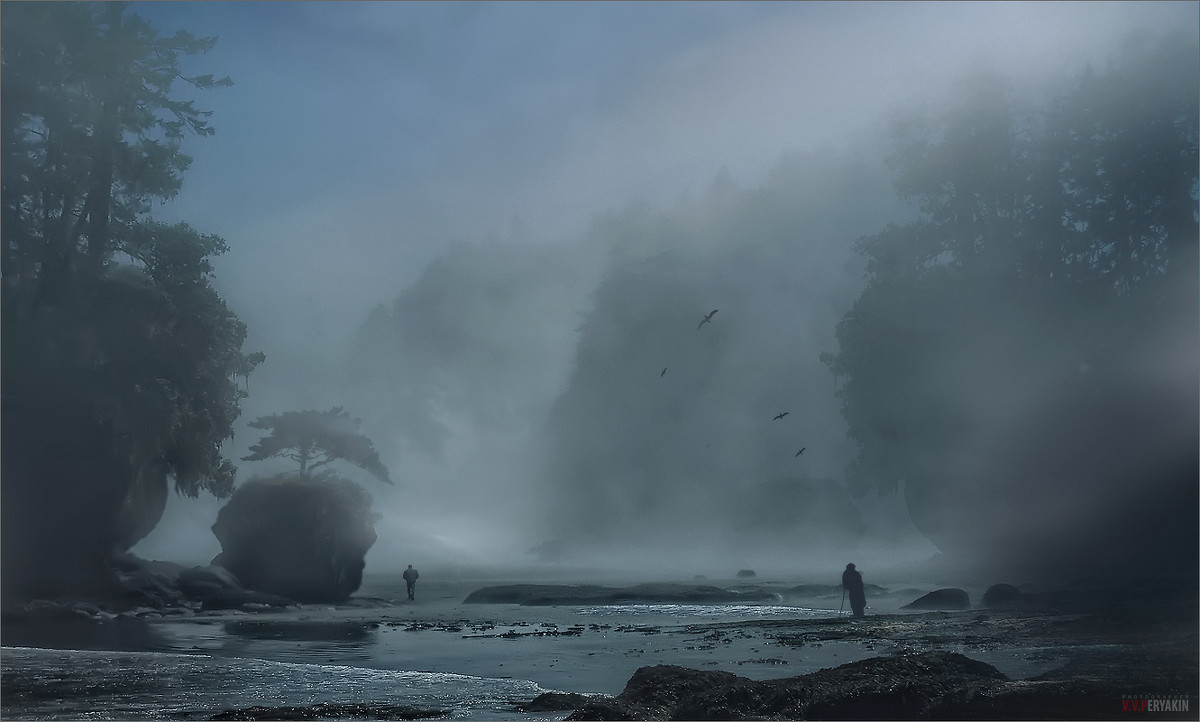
[826,32,1199,573]
[1,2,257,597]
[243,408,393,485]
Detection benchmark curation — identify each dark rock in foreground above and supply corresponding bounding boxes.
[902,587,971,610]
[564,651,1140,720]
[519,692,599,712]
[209,702,449,720]
[212,475,377,603]
[174,564,295,610]
[463,583,778,606]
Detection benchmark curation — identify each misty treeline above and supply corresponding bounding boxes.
[343,32,1197,576]
[1,3,258,598]
[1,0,1195,598]
[827,33,1198,575]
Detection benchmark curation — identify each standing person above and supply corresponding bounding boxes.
[842,563,866,617]
[402,564,419,600]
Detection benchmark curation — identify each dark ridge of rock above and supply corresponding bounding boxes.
[566,651,1008,721]
[518,692,598,712]
[982,582,1023,610]
[209,702,449,720]
[620,664,744,713]
[463,583,777,606]
[736,569,756,578]
[566,650,1191,721]
[780,652,1006,720]
[563,642,1199,721]
[196,587,297,612]
[178,565,242,594]
[902,587,971,610]
[2,554,298,622]
[564,697,638,721]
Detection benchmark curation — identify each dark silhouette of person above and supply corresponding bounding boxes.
[402,564,419,600]
[842,562,866,617]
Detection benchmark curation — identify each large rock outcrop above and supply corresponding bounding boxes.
[211,474,378,603]
[1,395,136,602]
[565,651,1151,720]
[902,587,971,610]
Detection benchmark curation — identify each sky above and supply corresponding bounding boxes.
[129,1,1199,579]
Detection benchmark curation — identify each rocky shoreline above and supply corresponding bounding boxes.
[556,648,1190,720]
[4,572,1196,720]
[546,602,1198,720]
[463,582,780,606]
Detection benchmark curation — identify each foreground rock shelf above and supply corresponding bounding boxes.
[558,649,1194,720]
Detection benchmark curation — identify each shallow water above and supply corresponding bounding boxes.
[0,574,1070,720]
[0,646,560,720]
[573,603,834,619]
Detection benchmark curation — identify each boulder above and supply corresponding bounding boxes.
[174,564,297,610]
[211,474,378,603]
[901,587,971,610]
[520,693,597,712]
[178,564,241,596]
[982,583,1023,610]
[113,558,187,608]
[565,652,1010,720]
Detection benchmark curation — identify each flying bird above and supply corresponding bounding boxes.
[795,447,806,457]
[773,412,789,420]
[661,367,667,377]
[697,309,718,329]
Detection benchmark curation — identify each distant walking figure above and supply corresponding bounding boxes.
[402,564,419,600]
[842,563,866,617]
[697,309,718,328]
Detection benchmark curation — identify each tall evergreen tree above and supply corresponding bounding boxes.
[1,2,259,599]
[242,408,393,485]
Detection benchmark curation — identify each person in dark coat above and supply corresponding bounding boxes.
[402,564,419,600]
[842,562,866,617]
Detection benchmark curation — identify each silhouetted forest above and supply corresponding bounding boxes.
[1,3,257,599]
[828,34,1198,575]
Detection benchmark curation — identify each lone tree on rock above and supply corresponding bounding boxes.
[215,407,392,603]
[241,407,392,484]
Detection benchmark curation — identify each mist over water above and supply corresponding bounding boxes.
[140,147,931,578]
[131,2,1198,586]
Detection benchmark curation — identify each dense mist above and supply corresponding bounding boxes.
[332,148,919,577]
[121,2,1197,586]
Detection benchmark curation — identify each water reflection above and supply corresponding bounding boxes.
[1,615,172,653]
[224,619,377,644]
